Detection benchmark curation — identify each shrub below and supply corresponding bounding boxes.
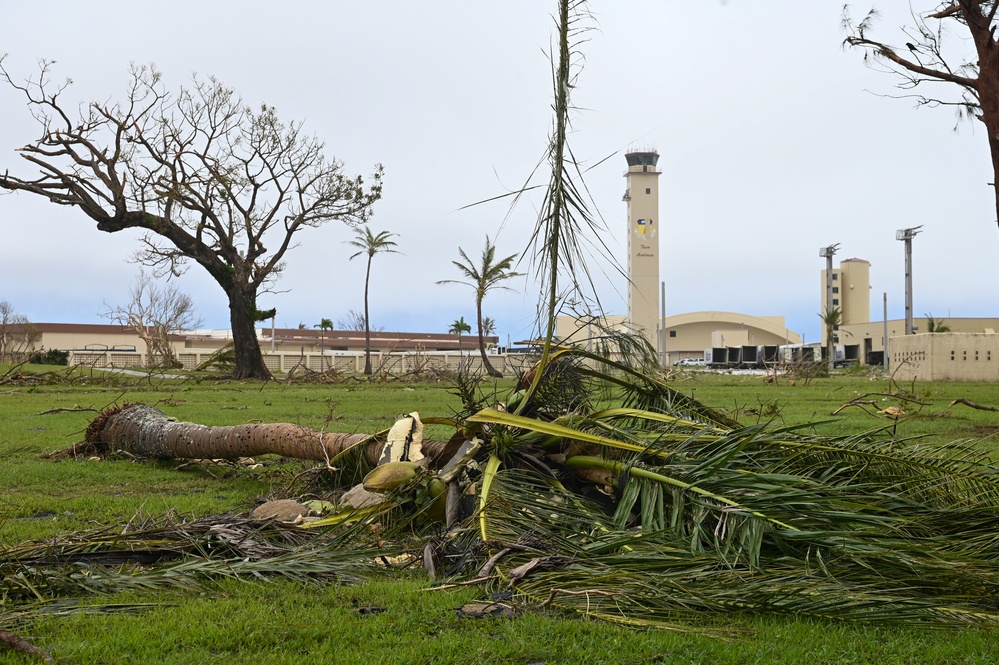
[29,349,69,366]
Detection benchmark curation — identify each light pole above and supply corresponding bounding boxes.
[660,281,666,367]
[896,226,922,335]
[819,243,840,371]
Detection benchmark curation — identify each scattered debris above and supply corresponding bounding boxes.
[455,602,517,619]
[249,500,312,523]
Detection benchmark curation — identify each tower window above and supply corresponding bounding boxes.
[669,330,677,338]
[832,287,839,294]
[645,188,651,194]
[832,274,838,281]
[832,298,839,306]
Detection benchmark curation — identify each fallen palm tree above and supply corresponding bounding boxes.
[46,343,999,631]
[80,403,457,468]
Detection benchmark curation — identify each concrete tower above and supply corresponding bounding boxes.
[623,150,661,346]
[820,257,871,346]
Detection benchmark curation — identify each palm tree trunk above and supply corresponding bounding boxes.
[363,256,373,375]
[85,403,452,465]
[476,296,501,377]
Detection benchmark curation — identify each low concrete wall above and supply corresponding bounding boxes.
[890,333,999,382]
[69,349,536,376]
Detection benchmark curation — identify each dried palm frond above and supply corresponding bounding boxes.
[0,512,398,630]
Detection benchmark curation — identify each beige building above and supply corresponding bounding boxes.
[24,323,501,374]
[820,257,871,346]
[557,311,801,366]
[816,257,999,377]
[889,333,999,382]
[663,312,800,362]
[838,317,999,366]
[623,150,661,347]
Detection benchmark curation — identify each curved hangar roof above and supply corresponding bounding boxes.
[667,311,801,345]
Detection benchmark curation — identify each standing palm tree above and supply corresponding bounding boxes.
[819,307,842,372]
[482,316,497,337]
[347,226,399,375]
[437,237,522,377]
[448,317,472,356]
[925,313,951,333]
[315,318,333,370]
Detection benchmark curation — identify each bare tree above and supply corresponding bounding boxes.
[0,300,39,362]
[843,2,999,227]
[101,272,202,368]
[337,309,383,333]
[0,59,382,379]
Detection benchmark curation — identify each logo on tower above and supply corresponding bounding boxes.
[634,218,656,239]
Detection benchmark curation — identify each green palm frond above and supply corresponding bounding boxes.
[476,469,999,627]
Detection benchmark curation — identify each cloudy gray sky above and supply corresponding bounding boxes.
[1,2,995,346]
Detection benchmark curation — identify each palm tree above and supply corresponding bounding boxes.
[347,226,399,375]
[437,237,522,377]
[925,313,951,333]
[819,307,842,372]
[315,317,333,370]
[448,317,472,357]
[482,316,497,337]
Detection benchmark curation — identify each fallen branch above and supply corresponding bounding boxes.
[832,391,926,417]
[947,398,999,412]
[0,629,54,663]
[831,400,878,416]
[37,406,100,415]
[425,576,499,591]
[539,588,621,608]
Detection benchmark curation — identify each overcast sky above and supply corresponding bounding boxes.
[1,2,995,346]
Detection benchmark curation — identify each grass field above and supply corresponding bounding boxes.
[3,363,999,664]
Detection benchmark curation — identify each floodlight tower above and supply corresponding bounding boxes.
[896,226,922,335]
[819,243,840,371]
[624,150,661,348]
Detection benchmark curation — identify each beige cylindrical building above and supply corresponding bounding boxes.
[624,151,661,346]
[821,257,871,345]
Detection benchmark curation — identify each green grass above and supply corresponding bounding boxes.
[3,364,999,663]
[14,579,999,664]
[670,369,999,449]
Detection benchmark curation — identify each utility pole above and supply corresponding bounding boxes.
[882,292,889,375]
[819,243,840,371]
[896,226,922,335]
[660,281,666,367]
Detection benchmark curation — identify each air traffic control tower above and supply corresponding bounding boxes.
[623,150,661,346]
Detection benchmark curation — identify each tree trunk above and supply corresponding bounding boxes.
[962,0,999,227]
[226,284,272,380]
[363,256,373,375]
[979,72,999,229]
[476,296,501,378]
[85,403,453,465]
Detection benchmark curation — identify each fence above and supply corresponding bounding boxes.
[69,349,537,377]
